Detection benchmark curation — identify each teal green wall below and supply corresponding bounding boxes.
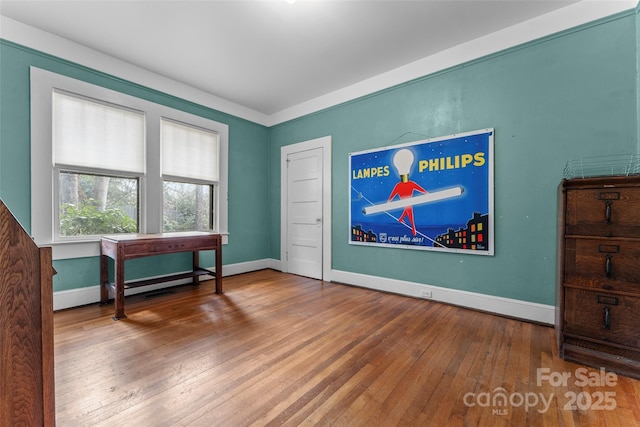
[0,41,270,291]
[268,11,639,305]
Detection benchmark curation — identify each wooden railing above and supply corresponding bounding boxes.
[0,199,56,426]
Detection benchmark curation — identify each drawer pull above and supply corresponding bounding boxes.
[602,284,612,290]
[604,255,611,277]
[604,307,610,330]
[604,202,612,224]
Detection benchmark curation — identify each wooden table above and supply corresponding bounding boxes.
[100,232,222,320]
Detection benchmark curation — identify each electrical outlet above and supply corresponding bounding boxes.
[419,289,432,299]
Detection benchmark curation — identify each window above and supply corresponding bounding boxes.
[53,91,145,238]
[31,67,228,259]
[161,119,218,232]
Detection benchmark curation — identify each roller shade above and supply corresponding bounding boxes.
[53,91,145,173]
[161,119,219,183]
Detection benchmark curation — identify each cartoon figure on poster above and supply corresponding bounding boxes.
[349,129,493,255]
[387,149,427,236]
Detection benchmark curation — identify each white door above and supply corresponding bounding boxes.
[286,147,324,279]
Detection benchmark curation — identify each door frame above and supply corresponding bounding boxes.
[280,136,332,281]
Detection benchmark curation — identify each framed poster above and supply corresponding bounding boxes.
[349,128,494,255]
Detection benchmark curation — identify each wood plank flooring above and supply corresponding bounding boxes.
[53,269,640,426]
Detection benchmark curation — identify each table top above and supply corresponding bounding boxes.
[101,231,220,243]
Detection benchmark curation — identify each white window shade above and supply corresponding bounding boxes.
[53,91,145,173]
[161,119,219,183]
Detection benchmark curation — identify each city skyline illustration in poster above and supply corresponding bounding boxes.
[349,128,494,255]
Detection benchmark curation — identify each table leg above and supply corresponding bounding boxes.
[193,250,200,286]
[113,249,126,320]
[215,242,222,294]
[100,254,109,304]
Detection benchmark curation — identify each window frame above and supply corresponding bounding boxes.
[31,67,228,260]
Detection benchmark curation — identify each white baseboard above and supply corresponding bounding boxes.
[53,258,281,311]
[330,269,555,325]
[54,259,553,325]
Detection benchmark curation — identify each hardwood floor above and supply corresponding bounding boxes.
[54,269,640,426]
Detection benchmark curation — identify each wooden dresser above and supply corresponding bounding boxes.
[556,176,640,379]
[0,200,56,426]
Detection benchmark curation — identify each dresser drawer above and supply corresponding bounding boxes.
[565,187,640,237]
[564,288,640,348]
[564,238,640,293]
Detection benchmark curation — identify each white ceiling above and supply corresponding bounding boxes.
[0,1,633,121]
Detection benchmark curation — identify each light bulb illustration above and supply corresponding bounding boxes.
[393,149,414,183]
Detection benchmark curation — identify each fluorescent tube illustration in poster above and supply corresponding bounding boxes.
[349,128,494,255]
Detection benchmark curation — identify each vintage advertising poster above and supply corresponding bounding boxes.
[349,129,494,255]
